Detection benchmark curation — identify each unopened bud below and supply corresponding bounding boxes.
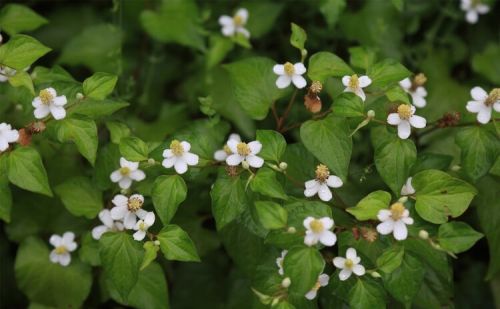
[371,271,381,278]
[15,104,23,111]
[287,227,296,234]
[76,92,84,100]
[271,297,281,306]
[451,165,461,172]
[431,242,442,250]
[242,160,250,170]
[414,73,427,86]
[147,158,156,165]
[301,49,308,59]
[279,162,288,171]
[154,240,160,246]
[367,110,375,118]
[398,196,408,203]
[281,277,291,288]
[418,230,429,240]
[120,188,129,195]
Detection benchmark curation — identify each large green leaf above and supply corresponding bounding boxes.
[347,190,391,221]
[348,279,387,309]
[54,116,98,165]
[254,201,288,230]
[119,136,150,162]
[69,98,129,118]
[283,247,325,295]
[54,176,102,219]
[157,225,200,262]
[0,4,48,35]
[382,253,425,305]
[307,51,353,82]
[152,175,187,225]
[211,170,250,229]
[0,34,51,70]
[376,245,404,274]
[300,114,352,180]
[7,147,52,196]
[438,222,483,254]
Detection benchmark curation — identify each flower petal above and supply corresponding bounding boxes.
[92,225,109,240]
[221,25,235,36]
[341,76,351,87]
[248,141,262,154]
[112,194,128,207]
[393,221,408,240]
[236,8,249,23]
[466,10,478,23]
[471,86,488,101]
[124,212,137,229]
[317,184,332,201]
[144,212,155,226]
[305,289,317,300]
[303,217,314,229]
[183,152,199,166]
[174,159,188,174]
[133,230,146,241]
[397,120,411,139]
[130,169,146,181]
[377,209,391,221]
[409,115,426,128]
[352,264,365,276]
[466,100,482,113]
[339,269,352,281]
[377,220,395,235]
[304,183,319,197]
[226,154,243,166]
[319,230,337,246]
[320,217,334,230]
[53,95,67,106]
[273,64,284,75]
[292,75,307,89]
[305,179,318,189]
[34,105,50,119]
[227,139,239,153]
[214,150,227,161]
[399,78,411,90]
[333,257,346,269]
[304,231,318,246]
[294,63,306,75]
[358,76,372,88]
[387,113,401,125]
[110,205,128,220]
[246,155,264,168]
[276,75,292,89]
[218,15,233,26]
[59,252,71,266]
[118,177,132,189]
[346,248,357,260]
[477,105,492,124]
[50,105,66,120]
[354,88,366,102]
[318,274,330,286]
[49,235,62,247]
[326,175,343,188]
[162,157,176,168]
[412,94,426,108]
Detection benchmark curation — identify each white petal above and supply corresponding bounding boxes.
[248,141,262,154]
[49,235,62,247]
[402,217,414,225]
[133,230,146,241]
[304,183,320,197]
[276,75,292,89]
[163,149,173,158]
[326,175,343,188]
[401,177,415,196]
[471,87,488,101]
[477,105,492,124]
[226,154,243,166]
[53,95,67,106]
[273,64,284,75]
[92,225,109,240]
[214,150,228,161]
[246,155,264,168]
[236,27,250,38]
[121,158,138,170]
[144,212,155,226]
[409,115,426,128]
[0,139,8,151]
[305,179,318,189]
[466,100,482,113]
[183,152,199,166]
[339,269,352,281]
[50,105,66,120]
[387,113,401,125]
[305,289,317,300]
[318,274,330,286]
[180,141,191,152]
[355,88,366,102]
[46,88,57,97]
[34,105,50,119]
[174,160,188,174]
[377,209,391,221]
[346,248,357,260]
[412,94,426,108]
[32,97,42,108]
[320,217,334,230]
[118,177,132,189]
[110,170,122,182]
[393,221,408,240]
[294,63,306,75]
[376,220,395,235]
[399,78,411,90]
[352,264,365,276]
[317,184,332,202]
[292,75,307,89]
[112,194,128,207]
[304,232,318,246]
[62,232,75,244]
[341,76,351,87]
[319,231,336,246]
[333,257,346,269]
[5,129,19,143]
[110,205,128,220]
[466,10,478,23]
[58,252,71,266]
[235,8,249,22]
[494,102,500,112]
[415,86,427,97]
[135,208,148,220]
[397,121,411,139]
[130,169,145,181]
[162,157,176,168]
[303,217,314,229]
[49,251,59,263]
[65,241,77,252]
[227,139,239,153]
[477,4,489,13]
[228,133,241,142]
[358,76,372,88]
[124,212,137,229]
[218,15,233,26]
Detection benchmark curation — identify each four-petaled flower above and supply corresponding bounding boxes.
[387,104,426,139]
[305,274,329,300]
[133,212,155,241]
[303,216,336,247]
[304,164,343,202]
[0,123,19,152]
[333,248,366,281]
[273,62,307,89]
[219,8,250,38]
[32,87,68,120]
[162,140,199,174]
[225,139,264,168]
[91,209,124,240]
[110,194,148,229]
[377,202,414,240]
[399,73,428,108]
[110,157,146,189]
[342,74,372,101]
[461,0,489,24]
[466,87,500,124]
[214,133,241,161]
[276,249,288,276]
[49,232,77,266]
[401,177,415,196]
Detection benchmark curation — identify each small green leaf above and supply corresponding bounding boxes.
[385,85,410,104]
[307,51,353,82]
[438,221,483,254]
[106,121,131,144]
[55,176,102,219]
[141,241,160,270]
[82,72,118,100]
[256,129,286,162]
[69,98,129,118]
[211,170,250,229]
[54,116,98,165]
[283,247,325,295]
[119,136,149,162]
[290,23,307,52]
[7,70,34,95]
[348,46,376,70]
[367,59,411,88]
[79,232,100,266]
[254,201,288,229]
[152,175,187,225]
[7,146,52,196]
[376,245,404,274]
[413,169,477,224]
[0,34,51,70]
[348,279,386,308]
[0,4,48,35]
[206,35,234,69]
[347,190,391,221]
[331,92,365,117]
[319,0,346,28]
[250,167,287,200]
[157,225,200,262]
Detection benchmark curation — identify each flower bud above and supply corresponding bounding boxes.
[398,196,408,203]
[76,92,84,100]
[418,230,429,240]
[148,158,156,165]
[15,104,23,111]
[154,240,160,246]
[451,165,461,172]
[279,162,288,171]
[413,73,427,87]
[281,277,291,288]
[367,110,375,118]
[271,297,281,307]
[370,271,381,278]
[287,227,296,234]
[242,160,250,170]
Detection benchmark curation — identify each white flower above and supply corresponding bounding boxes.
[276,250,288,276]
[49,232,77,266]
[342,74,372,101]
[91,209,125,240]
[387,104,426,139]
[0,123,19,152]
[376,202,414,241]
[399,75,427,108]
[32,88,68,120]
[133,212,155,241]
[225,139,264,168]
[273,62,307,89]
[214,133,241,161]
[304,164,343,202]
[162,140,199,174]
[305,274,329,300]
[110,194,148,229]
[333,248,366,281]
[466,87,500,124]
[461,0,489,24]
[0,65,16,82]
[401,177,415,196]
[303,216,336,247]
[110,157,146,189]
[219,8,250,38]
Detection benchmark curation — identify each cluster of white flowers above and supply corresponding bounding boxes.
[0,123,19,152]
[460,0,490,24]
[304,164,343,202]
[49,232,77,266]
[32,88,68,120]
[219,8,250,38]
[466,87,500,124]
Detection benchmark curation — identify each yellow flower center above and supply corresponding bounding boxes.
[315,164,330,183]
[236,142,251,156]
[397,104,412,120]
[223,144,232,155]
[54,246,67,254]
[128,197,143,212]
[413,73,427,87]
[348,74,359,89]
[310,81,323,94]
[344,258,354,269]
[139,221,147,231]
[170,140,184,156]
[284,62,295,75]
[310,219,324,233]
[485,88,500,106]
[233,14,244,27]
[39,89,54,105]
[119,167,131,176]
[390,202,406,221]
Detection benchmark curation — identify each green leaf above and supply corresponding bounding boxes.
[7,146,52,196]
[412,169,477,224]
[119,136,149,162]
[383,253,425,305]
[410,153,452,174]
[254,201,288,229]
[69,98,129,118]
[371,126,416,194]
[256,129,286,162]
[347,190,391,221]
[141,241,160,271]
[250,167,287,200]
[307,51,353,82]
[224,57,285,120]
[348,46,376,70]
[472,43,500,84]
[455,126,499,181]
[319,0,346,28]
[0,173,12,222]
[0,34,51,70]
[244,2,284,39]
[157,225,200,262]
[331,92,365,117]
[140,0,204,51]
[0,4,48,35]
[211,171,250,229]
[367,59,411,88]
[7,70,34,95]
[82,72,117,100]
[348,279,386,309]
[283,247,325,295]
[79,232,100,266]
[385,86,410,104]
[290,23,307,52]
[100,232,144,301]
[376,245,404,274]
[54,116,98,165]
[15,237,92,308]
[300,114,352,180]
[106,121,131,144]
[438,222,483,254]
[54,176,102,219]
[206,35,234,69]
[152,175,187,225]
